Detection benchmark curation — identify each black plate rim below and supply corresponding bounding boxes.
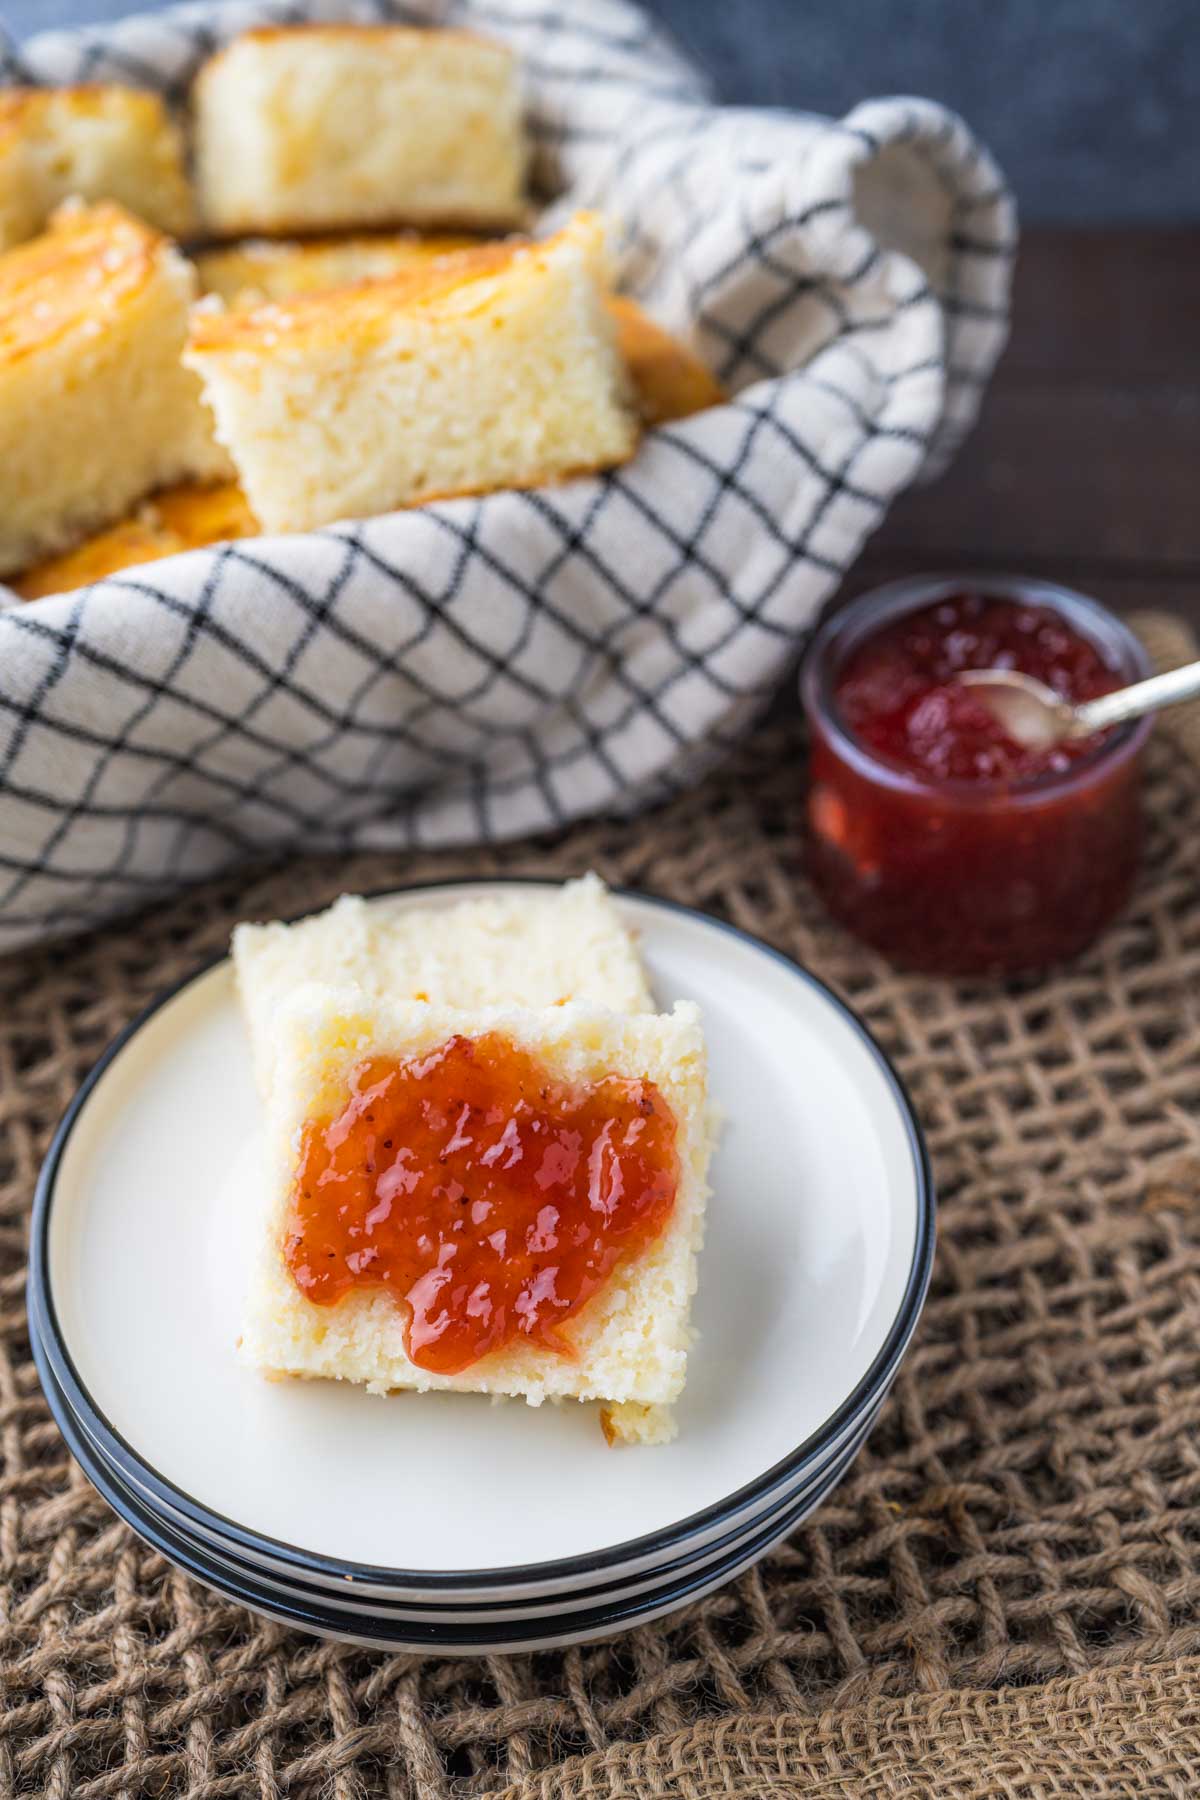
[31,1280,880,1617]
[36,1318,866,1651]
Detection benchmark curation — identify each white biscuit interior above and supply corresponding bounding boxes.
[233,873,655,1105]
[193,26,528,235]
[184,214,636,532]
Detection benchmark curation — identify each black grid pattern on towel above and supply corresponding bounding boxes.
[0,0,1015,952]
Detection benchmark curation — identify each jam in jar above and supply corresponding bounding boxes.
[285,1033,679,1374]
[801,577,1152,976]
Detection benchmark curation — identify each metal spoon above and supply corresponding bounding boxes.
[955,658,1200,750]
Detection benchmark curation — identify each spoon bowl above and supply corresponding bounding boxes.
[956,670,1079,748]
[957,656,1200,750]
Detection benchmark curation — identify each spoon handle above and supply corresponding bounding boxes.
[1075,657,1200,735]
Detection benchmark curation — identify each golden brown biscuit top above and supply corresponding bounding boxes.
[11,481,258,599]
[196,22,514,82]
[136,479,258,546]
[0,201,166,362]
[11,516,173,599]
[610,297,726,424]
[0,84,172,140]
[188,220,601,357]
[195,233,485,309]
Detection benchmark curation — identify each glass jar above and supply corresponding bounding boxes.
[800,575,1153,977]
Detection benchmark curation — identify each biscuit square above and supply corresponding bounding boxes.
[192,25,528,236]
[0,202,230,577]
[233,875,655,1105]
[185,214,638,532]
[241,988,712,1430]
[0,85,194,250]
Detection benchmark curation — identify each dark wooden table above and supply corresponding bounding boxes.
[849,228,1200,632]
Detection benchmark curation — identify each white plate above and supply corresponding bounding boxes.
[38,1321,866,1656]
[33,883,933,1587]
[58,1357,881,1618]
[32,1272,883,1621]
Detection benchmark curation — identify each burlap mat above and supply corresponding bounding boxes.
[491,1659,1200,1797]
[2,612,1198,1799]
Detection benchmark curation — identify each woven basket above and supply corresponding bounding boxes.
[0,0,1014,953]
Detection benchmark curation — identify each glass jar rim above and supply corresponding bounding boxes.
[800,572,1154,806]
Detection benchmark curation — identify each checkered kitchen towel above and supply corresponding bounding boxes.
[0,0,1015,953]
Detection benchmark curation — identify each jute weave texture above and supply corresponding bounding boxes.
[2,614,1198,1797]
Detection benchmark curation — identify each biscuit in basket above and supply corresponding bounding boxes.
[0,202,231,578]
[241,985,712,1439]
[185,214,638,534]
[192,25,528,235]
[0,85,194,250]
[10,295,724,593]
[609,295,726,425]
[10,481,257,600]
[10,239,724,597]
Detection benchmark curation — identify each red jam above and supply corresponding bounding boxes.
[803,584,1149,976]
[836,594,1120,782]
[285,1034,679,1375]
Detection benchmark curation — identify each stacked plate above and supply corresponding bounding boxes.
[28,883,934,1653]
